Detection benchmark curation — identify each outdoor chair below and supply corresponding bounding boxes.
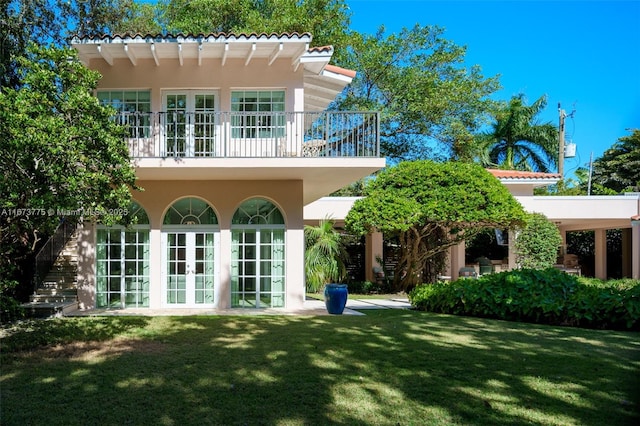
[458,267,478,279]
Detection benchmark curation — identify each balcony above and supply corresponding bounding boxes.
[119,111,380,159]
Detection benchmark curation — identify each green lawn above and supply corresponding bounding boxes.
[1,310,639,425]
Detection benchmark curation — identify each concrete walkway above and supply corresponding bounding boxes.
[67,297,412,317]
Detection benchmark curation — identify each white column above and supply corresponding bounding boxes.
[594,229,608,280]
[217,228,231,309]
[148,228,162,309]
[287,226,306,310]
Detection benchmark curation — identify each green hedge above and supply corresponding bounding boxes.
[409,268,640,330]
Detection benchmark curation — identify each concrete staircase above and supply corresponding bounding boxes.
[22,233,79,318]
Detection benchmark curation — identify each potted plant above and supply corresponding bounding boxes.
[304,218,349,314]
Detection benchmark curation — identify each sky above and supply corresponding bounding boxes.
[346,0,640,177]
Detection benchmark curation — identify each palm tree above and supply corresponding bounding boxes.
[477,94,558,172]
[304,218,349,293]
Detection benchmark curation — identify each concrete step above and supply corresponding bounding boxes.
[47,268,78,277]
[34,288,77,296]
[21,301,79,318]
[41,279,77,288]
[30,294,78,304]
[52,259,78,269]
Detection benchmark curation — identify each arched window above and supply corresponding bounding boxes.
[232,197,285,225]
[231,198,285,308]
[163,197,218,225]
[96,201,150,308]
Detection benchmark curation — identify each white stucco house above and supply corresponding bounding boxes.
[67,32,385,311]
[29,32,637,316]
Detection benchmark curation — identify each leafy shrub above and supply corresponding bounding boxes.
[347,279,393,295]
[1,280,25,324]
[514,212,562,268]
[409,269,640,330]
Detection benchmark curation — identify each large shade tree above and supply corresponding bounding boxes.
[335,25,500,161]
[591,129,640,193]
[113,0,352,50]
[0,45,137,291]
[477,94,558,172]
[345,161,526,291]
[2,0,139,88]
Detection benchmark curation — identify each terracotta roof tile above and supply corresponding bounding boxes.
[324,64,356,78]
[487,169,561,180]
[308,45,333,53]
[72,32,312,41]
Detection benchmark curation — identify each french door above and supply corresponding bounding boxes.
[163,91,218,157]
[162,231,218,307]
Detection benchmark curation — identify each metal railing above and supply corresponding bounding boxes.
[33,218,77,293]
[117,111,380,159]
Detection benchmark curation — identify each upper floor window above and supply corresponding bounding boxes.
[97,90,151,138]
[231,90,285,138]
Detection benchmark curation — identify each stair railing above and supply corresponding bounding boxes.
[33,218,77,294]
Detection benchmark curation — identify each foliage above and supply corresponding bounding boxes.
[330,178,367,196]
[119,0,352,50]
[2,0,60,87]
[346,279,393,295]
[1,0,139,88]
[409,268,640,330]
[0,279,24,323]
[476,94,558,172]
[304,218,348,292]
[346,161,526,291]
[514,212,562,269]
[0,44,137,291]
[591,128,640,193]
[335,25,500,161]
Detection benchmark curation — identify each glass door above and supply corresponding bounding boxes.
[163,231,216,307]
[163,91,217,157]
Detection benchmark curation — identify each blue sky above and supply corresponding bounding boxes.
[346,0,640,175]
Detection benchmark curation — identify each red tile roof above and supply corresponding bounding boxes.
[487,169,561,180]
[308,45,333,53]
[324,64,356,78]
[73,32,313,41]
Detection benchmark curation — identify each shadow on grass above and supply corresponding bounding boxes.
[1,311,639,425]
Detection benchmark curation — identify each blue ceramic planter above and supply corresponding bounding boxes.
[324,283,348,314]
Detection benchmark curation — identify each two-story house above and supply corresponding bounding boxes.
[69,32,385,311]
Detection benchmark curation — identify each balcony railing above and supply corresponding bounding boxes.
[118,111,380,159]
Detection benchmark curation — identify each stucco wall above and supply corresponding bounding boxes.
[91,57,305,111]
[77,179,305,310]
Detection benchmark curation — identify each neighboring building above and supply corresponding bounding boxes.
[305,170,640,281]
[69,32,385,310]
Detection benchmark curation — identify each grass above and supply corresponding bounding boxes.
[1,310,639,425]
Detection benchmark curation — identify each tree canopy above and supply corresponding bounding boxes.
[335,25,500,161]
[0,44,137,282]
[476,94,558,172]
[591,129,640,193]
[345,160,526,291]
